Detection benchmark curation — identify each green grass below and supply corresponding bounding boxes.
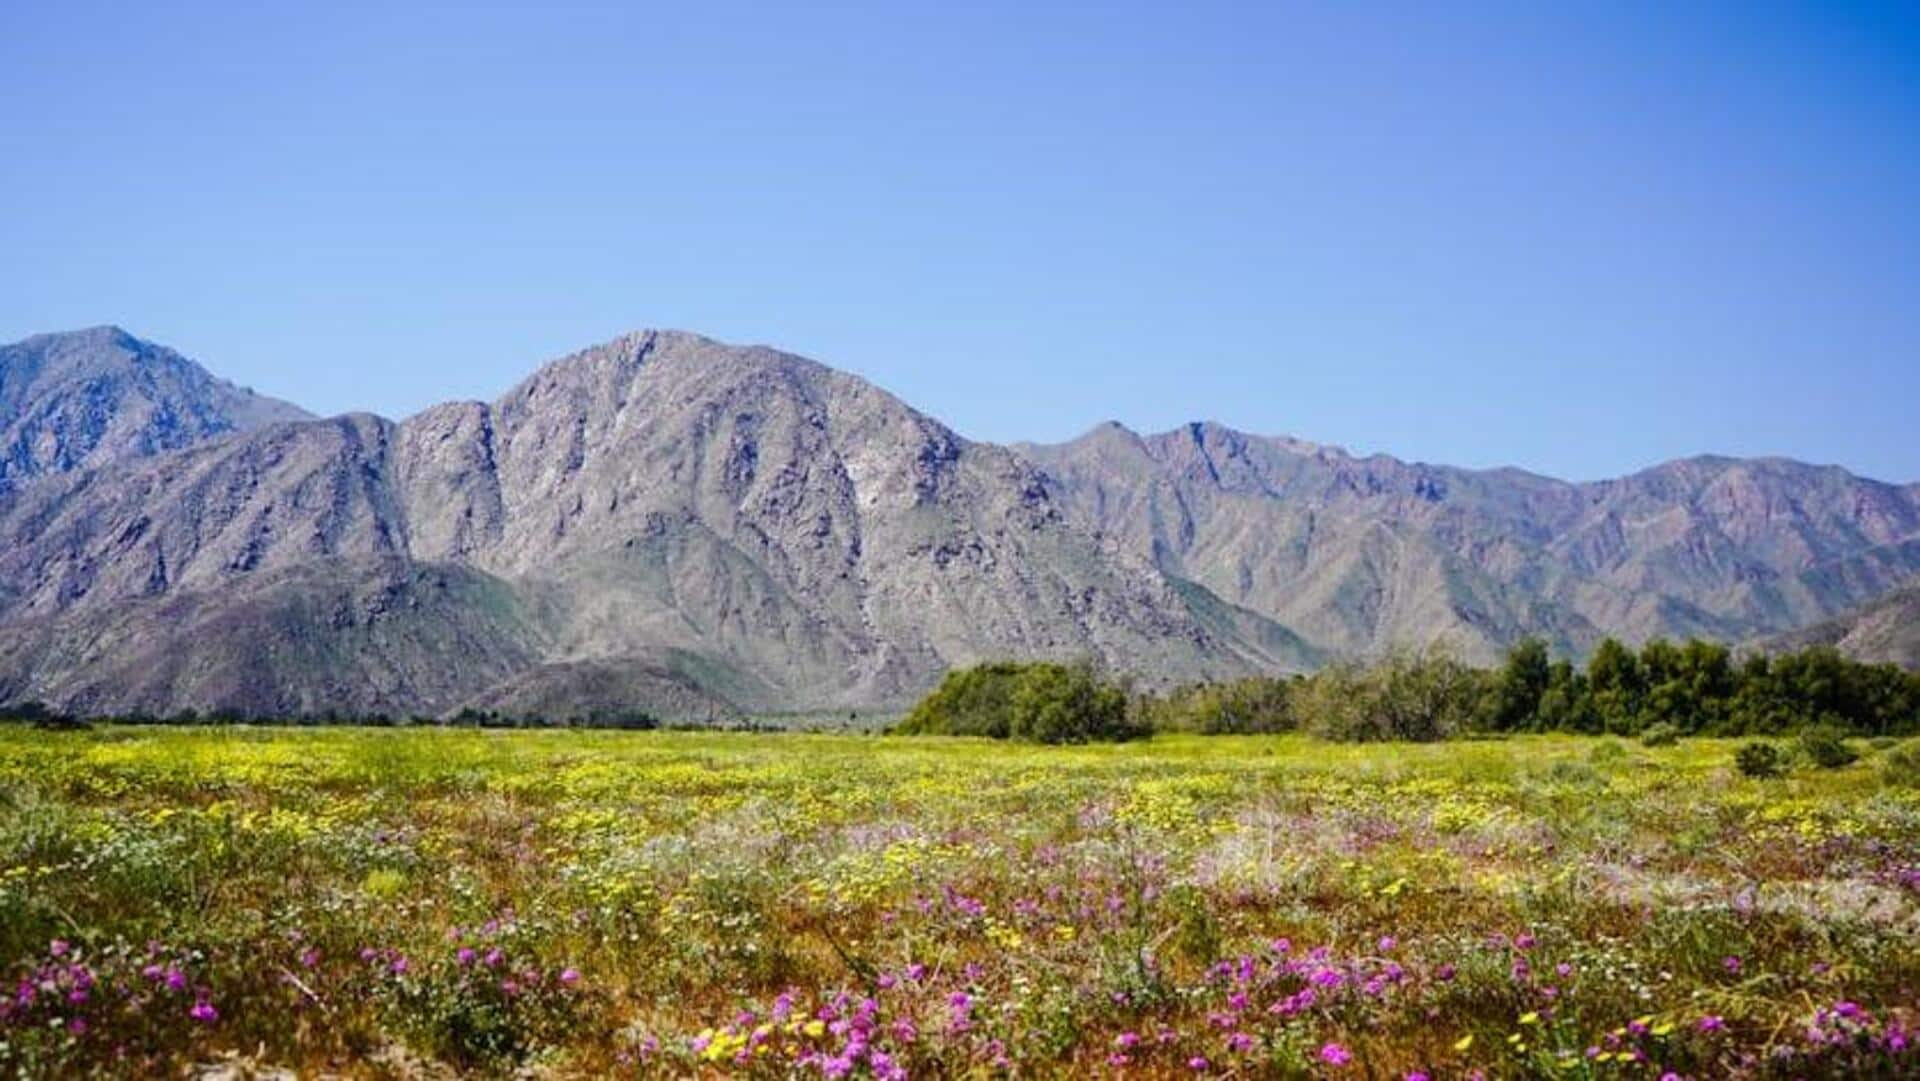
[0,727,1915,1076]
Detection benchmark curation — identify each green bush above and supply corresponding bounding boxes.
[1293,646,1486,742]
[1796,722,1860,770]
[1137,677,1295,734]
[1735,741,1784,779]
[1587,738,1630,765]
[1543,760,1603,787]
[1638,722,1680,747]
[895,661,1144,744]
[1879,742,1920,788]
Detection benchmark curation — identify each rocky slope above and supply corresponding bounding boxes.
[0,326,309,494]
[1760,583,1920,669]
[0,326,1914,718]
[1020,423,1920,663]
[0,329,1270,718]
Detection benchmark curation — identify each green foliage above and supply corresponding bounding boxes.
[1586,637,1646,734]
[1881,741,1920,788]
[1292,646,1486,742]
[1735,741,1785,779]
[1587,738,1630,765]
[893,663,1027,738]
[1134,676,1295,734]
[1486,637,1551,731]
[1143,636,1917,745]
[1638,722,1681,747]
[0,700,85,730]
[895,661,1144,743]
[1796,721,1860,769]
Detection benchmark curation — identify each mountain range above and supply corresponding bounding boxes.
[0,325,1915,720]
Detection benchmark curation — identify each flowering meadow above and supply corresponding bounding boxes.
[1,727,1916,1077]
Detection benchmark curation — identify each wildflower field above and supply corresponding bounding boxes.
[1,727,1916,1078]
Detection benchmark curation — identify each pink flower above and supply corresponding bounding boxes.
[189,1000,218,1023]
[1698,1015,1725,1033]
[558,967,581,987]
[1723,956,1742,974]
[1320,1042,1353,1066]
[1187,1056,1210,1071]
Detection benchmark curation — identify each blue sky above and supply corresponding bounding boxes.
[3,1,1916,482]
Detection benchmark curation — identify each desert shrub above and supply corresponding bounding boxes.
[1137,676,1295,734]
[895,661,1143,743]
[1293,646,1486,742]
[1638,722,1680,747]
[1879,742,1920,788]
[1796,722,1860,769]
[1543,760,1603,787]
[0,701,86,730]
[1588,738,1630,765]
[893,663,1026,738]
[1735,741,1784,779]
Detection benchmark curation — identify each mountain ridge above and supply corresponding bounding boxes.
[1,325,1914,719]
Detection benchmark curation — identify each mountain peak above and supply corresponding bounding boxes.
[0,326,312,489]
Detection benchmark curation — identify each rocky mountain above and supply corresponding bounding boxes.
[0,329,1276,719]
[1761,583,1920,669]
[0,326,1914,719]
[1020,422,1920,664]
[0,326,310,494]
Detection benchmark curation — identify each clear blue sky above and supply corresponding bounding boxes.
[3,2,1916,482]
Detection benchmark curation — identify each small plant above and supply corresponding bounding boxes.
[1587,738,1629,765]
[1638,722,1680,747]
[1881,742,1920,788]
[1543,760,1603,787]
[1736,741,1784,779]
[1796,723,1859,770]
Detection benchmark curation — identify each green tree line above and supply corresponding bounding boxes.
[903,641,1920,743]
